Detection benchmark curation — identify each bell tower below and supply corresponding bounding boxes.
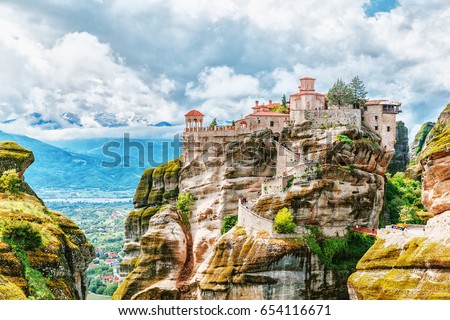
[184,110,204,130]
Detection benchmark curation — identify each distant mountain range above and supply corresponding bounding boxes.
[2,112,173,129]
[0,130,180,193]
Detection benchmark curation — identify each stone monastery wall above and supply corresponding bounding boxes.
[238,201,273,235]
[303,109,362,128]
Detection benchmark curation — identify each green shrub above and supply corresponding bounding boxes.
[285,177,294,190]
[274,208,296,234]
[336,134,353,145]
[0,169,21,194]
[176,192,195,226]
[221,215,238,234]
[3,221,43,251]
[305,227,375,273]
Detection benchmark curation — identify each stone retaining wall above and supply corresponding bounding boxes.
[238,201,273,235]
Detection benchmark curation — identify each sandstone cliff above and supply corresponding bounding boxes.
[387,121,409,174]
[115,131,276,299]
[250,125,391,236]
[0,141,94,299]
[420,103,450,215]
[348,103,450,299]
[405,121,435,179]
[411,121,435,157]
[196,227,348,300]
[115,124,391,300]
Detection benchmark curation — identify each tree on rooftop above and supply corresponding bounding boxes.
[272,95,289,114]
[281,94,287,108]
[327,79,353,107]
[209,118,218,128]
[349,76,368,108]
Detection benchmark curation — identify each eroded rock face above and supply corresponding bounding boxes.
[0,141,34,178]
[348,103,450,300]
[117,130,277,299]
[117,125,389,299]
[114,207,190,300]
[388,121,409,174]
[410,121,435,160]
[0,141,94,300]
[196,228,348,300]
[348,212,450,299]
[420,104,450,216]
[120,158,181,278]
[253,126,391,236]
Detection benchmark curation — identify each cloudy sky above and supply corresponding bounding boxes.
[0,0,449,141]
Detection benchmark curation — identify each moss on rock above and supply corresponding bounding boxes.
[419,104,450,161]
[0,141,34,178]
[0,186,94,299]
[0,274,26,299]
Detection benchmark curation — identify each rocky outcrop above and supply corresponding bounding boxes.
[196,227,348,300]
[0,141,34,178]
[348,103,450,299]
[114,206,191,299]
[0,141,94,300]
[116,130,277,299]
[252,126,391,236]
[405,121,435,180]
[348,213,450,299]
[410,121,435,158]
[387,121,409,174]
[116,123,390,299]
[420,104,450,216]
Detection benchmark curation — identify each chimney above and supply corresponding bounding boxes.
[255,100,259,106]
[269,100,272,105]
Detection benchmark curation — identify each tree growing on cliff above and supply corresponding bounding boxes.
[274,208,296,234]
[327,79,353,107]
[176,192,195,226]
[349,76,368,108]
[221,215,238,234]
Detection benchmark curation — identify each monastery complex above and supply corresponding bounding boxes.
[184,76,402,156]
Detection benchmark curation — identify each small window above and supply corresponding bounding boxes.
[375,116,378,120]
[375,126,379,131]
[362,117,365,122]
[387,126,391,132]
[258,118,261,124]
[270,121,274,127]
[364,106,368,111]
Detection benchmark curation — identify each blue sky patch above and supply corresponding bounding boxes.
[365,0,399,16]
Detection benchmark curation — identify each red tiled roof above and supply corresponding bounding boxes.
[185,110,204,117]
[247,111,289,117]
[365,99,388,105]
